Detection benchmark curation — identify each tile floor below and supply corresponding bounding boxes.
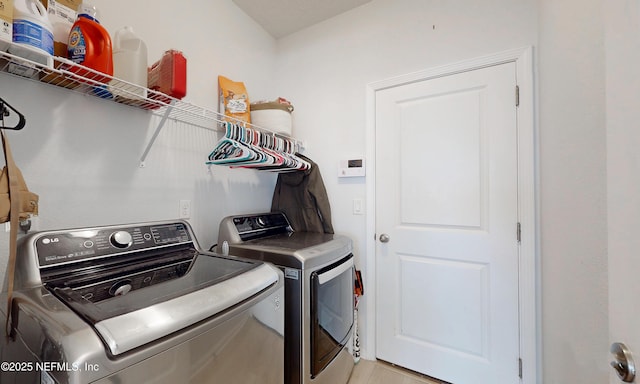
[347,359,449,384]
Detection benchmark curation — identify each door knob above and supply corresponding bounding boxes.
[611,342,636,382]
[379,234,390,243]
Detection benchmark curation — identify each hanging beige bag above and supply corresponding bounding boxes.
[1,97,38,223]
[1,127,38,338]
[0,131,38,223]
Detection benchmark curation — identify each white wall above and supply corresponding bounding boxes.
[537,0,609,383]
[0,0,279,286]
[274,0,538,281]
[274,0,608,382]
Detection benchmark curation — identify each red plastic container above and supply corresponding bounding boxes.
[67,5,113,84]
[146,50,187,109]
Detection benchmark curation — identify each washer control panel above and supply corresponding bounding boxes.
[35,222,192,267]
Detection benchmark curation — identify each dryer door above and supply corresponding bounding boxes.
[310,254,354,378]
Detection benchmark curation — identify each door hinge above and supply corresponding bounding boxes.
[515,85,520,107]
[518,357,523,378]
[516,222,521,243]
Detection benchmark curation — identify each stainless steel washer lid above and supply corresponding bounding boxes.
[93,262,279,355]
[228,232,353,269]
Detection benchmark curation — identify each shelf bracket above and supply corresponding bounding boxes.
[139,100,176,167]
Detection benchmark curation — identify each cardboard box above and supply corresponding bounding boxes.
[0,0,13,52]
[44,0,81,57]
[38,0,80,86]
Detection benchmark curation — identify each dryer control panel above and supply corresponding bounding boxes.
[219,212,292,243]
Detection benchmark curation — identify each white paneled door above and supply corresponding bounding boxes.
[375,62,520,384]
[607,2,640,383]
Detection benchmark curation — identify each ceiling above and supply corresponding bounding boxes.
[232,0,372,38]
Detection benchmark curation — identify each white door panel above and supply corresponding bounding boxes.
[375,62,519,384]
[398,87,484,228]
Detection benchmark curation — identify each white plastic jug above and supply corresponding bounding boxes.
[10,0,54,67]
[110,26,148,100]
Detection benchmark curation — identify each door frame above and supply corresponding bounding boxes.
[364,46,538,384]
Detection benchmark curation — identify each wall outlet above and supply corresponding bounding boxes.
[179,200,191,219]
[4,216,39,233]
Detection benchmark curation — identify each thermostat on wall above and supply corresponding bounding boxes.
[338,158,366,178]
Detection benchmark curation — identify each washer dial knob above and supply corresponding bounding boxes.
[109,279,133,296]
[110,231,133,249]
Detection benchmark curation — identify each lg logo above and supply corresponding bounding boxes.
[41,238,60,245]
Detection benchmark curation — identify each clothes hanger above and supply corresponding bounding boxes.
[0,98,26,131]
[256,135,309,172]
[207,121,311,172]
[207,122,254,164]
[209,123,264,167]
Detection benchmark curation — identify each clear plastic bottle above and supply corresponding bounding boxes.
[111,26,148,100]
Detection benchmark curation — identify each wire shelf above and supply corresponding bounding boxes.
[0,46,302,165]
